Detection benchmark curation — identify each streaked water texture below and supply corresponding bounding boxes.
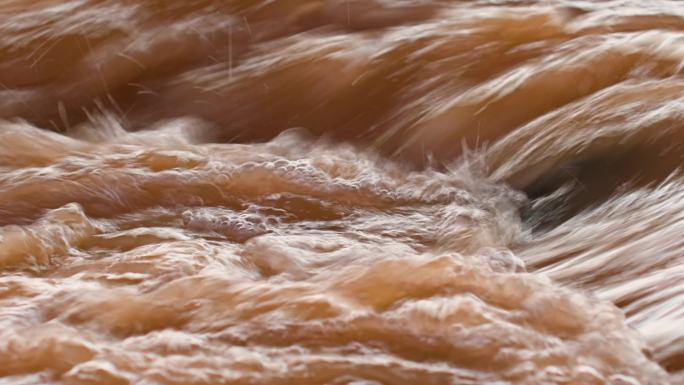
[1,1,683,384]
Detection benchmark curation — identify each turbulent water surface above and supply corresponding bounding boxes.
[1,1,684,384]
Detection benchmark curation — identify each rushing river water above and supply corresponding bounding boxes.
[1,1,684,384]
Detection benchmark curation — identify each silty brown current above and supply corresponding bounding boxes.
[1,1,684,384]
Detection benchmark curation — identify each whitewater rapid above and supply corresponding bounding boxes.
[1,1,683,384]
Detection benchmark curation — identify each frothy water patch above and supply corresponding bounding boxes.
[2,0,684,384]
